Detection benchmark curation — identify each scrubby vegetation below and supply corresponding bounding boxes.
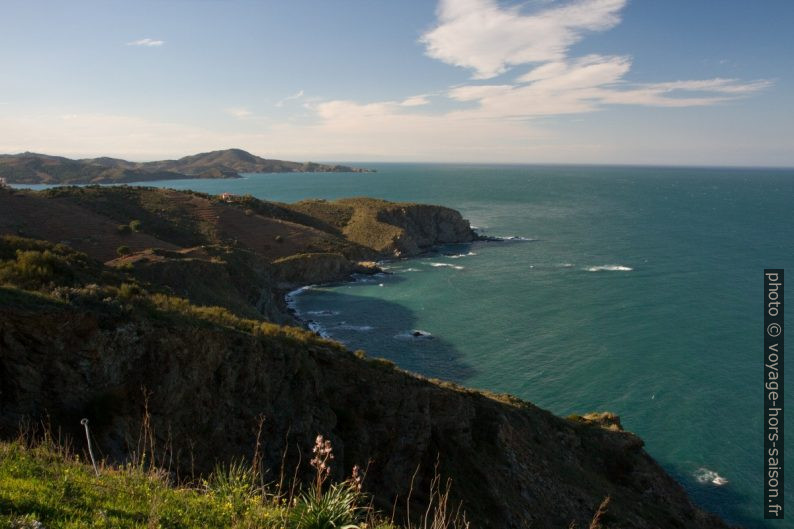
[0,236,97,289]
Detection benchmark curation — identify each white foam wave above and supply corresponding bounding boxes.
[284,285,313,311]
[307,321,331,339]
[447,252,477,259]
[494,235,536,242]
[429,263,465,270]
[399,267,421,273]
[335,323,374,332]
[694,468,728,486]
[560,263,575,268]
[395,329,434,340]
[585,265,633,272]
[306,309,340,316]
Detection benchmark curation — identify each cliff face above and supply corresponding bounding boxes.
[0,297,729,529]
[272,252,379,287]
[374,203,478,256]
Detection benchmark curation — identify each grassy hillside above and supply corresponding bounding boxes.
[0,437,414,529]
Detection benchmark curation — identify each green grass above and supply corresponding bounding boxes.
[0,440,287,529]
[0,439,407,529]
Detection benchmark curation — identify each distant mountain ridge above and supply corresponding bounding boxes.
[0,148,373,184]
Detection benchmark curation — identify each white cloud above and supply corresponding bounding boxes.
[418,0,770,120]
[400,95,431,107]
[127,38,164,47]
[276,89,305,107]
[421,0,626,79]
[447,62,770,119]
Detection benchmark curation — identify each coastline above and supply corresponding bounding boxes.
[0,180,747,527]
[279,232,525,342]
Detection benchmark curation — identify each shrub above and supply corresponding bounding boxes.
[116,224,132,235]
[116,245,131,256]
[118,283,141,300]
[129,219,142,232]
[289,483,361,529]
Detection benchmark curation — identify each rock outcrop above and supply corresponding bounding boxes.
[289,198,479,257]
[374,203,478,256]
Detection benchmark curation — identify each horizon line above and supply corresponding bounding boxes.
[2,149,792,171]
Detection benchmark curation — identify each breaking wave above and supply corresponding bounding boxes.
[585,265,633,272]
[693,467,728,486]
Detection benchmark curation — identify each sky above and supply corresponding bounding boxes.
[1,0,792,166]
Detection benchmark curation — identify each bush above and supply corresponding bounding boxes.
[116,245,131,256]
[129,219,142,232]
[0,249,73,289]
[117,224,132,235]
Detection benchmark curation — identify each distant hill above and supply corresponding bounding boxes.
[0,148,373,184]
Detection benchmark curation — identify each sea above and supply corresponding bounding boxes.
[19,163,793,527]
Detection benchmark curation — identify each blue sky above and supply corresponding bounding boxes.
[1,0,792,166]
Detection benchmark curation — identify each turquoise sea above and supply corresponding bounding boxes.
[22,164,793,527]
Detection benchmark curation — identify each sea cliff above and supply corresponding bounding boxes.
[0,185,731,528]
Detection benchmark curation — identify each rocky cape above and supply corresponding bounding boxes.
[0,148,372,185]
[0,186,732,528]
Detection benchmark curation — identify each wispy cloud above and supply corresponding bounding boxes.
[415,0,770,118]
[421,0,626,79]
[400,95,431,107]
[276,89,305,108]
[447,55,771,118]
[127,38,164,47]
